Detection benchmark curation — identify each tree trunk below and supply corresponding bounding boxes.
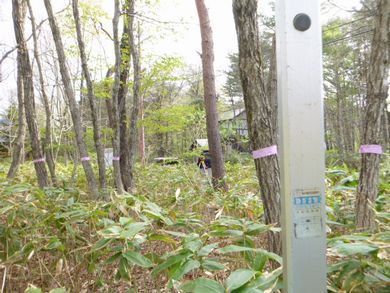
[195,0,227,190]
[44,0,99,199]
[118,1,132,190]
[266,34,277,135]
[27,0,57,186]
[7,49,25,179]
[139,95,146,165]
[356,0,389,231]
[127,8,141,190]
[72,0,107,192]
[111,0,125,194]
[12,0,49,188]
[233,0,281,255]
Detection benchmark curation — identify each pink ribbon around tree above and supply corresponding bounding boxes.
[80,156,90,161]
[252,145,278,159]
[359,144,383,155]
[112,156,120,161]
[33,158,45,163]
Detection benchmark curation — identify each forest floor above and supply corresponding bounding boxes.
[0,154,389,292]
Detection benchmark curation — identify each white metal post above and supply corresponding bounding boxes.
[276,0,327,292]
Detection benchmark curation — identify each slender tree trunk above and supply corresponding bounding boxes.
[157,133,165,157]
[195,0,227,190]
[111,0,124,194]
[139,95,146,165]
[127,10,141,190]
[7,51,25,179]
[12,0,49,188]
[72,0,107,192]
[233,0,281,255]
[44,0,99,199]
[266,34,277,135]
[382,107,389,149]
[356,0,389,231]
[27,0,57,186]
[118,1,132,190]
[104,68,115,129]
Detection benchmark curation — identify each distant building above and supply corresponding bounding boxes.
[190,139,208,151]
[219,108,248,136]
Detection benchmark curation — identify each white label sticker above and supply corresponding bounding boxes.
[293,188,324,239]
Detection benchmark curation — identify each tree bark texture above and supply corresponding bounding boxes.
[72,0,107,192]
[266,34,277,134]
[195,0,227,190]
[111,0,125,194]
[12,0,49,188]
[44,0,99,199]
[233,0,281,255]
[127,6,141,190]
[7,48,26,179]
[27,0,57,186]
[118,0,132,190]
[356,0,389,231]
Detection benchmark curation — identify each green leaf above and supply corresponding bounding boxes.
[118,257,130,280]
[233,288,264,293]
[103,225,122,235]
[249,252,268,271]
[327,259,360,274]
[0,205,14,215]
[24,285,42,293]
[105,252,121,264]
[161,230,188,238]
[198,243,219,257]
[148,234,177,246]
[226,269,256,291]
[217,245,282,264]
[201,259,225,271]
[122,250,152,268]
[152,252,191,277]
[120,222,148,239]
[184,239,203,253]
[5,183,31,195]
[332,243,379,256]
[172,259,200,280]
[92,238,112,251]
[218,245,255,254]
[250,267,283,290]
[45,237,64,251]
[119,217,133,226]
[245,223,271,236]
[179,278,225,293]
[49,289,67,293]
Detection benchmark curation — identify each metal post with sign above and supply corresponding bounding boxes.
[276,0,327,292]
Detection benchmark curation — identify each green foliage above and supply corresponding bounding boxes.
[93,77,114,100]
[327,233,389,292]
[0,155,389,291]
[223,53,243,99]
[141,56,185,93]
[142,105,196,134]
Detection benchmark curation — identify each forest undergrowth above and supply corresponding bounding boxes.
[0,154,388,292]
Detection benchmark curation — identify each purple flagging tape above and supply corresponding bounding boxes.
[252,145,277,159]
[81,156,90,161]
[33,158,45,163]
[360,144,383,154]
[112,156,120,161]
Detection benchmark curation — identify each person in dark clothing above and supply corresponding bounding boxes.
[197,151,211,170]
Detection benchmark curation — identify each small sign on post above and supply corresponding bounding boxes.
[104,148,113,168]
[276,0,327,292]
